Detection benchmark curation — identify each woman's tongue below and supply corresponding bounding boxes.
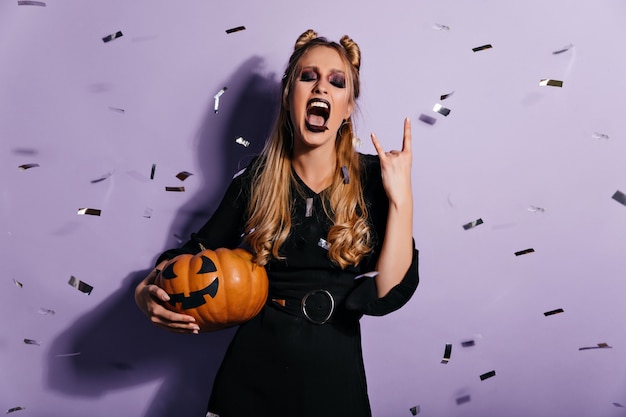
[305,113,328,132]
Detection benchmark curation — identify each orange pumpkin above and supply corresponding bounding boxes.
[155,248,268,332]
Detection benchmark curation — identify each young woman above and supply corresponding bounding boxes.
[135,29,419,417]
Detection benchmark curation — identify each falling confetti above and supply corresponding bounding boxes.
[235,136,250,147]
[544,308,564,317]
[102,31,123,43]
[176,171,193,181]
[514,248,534,256]
[143,208,153,219]
[68,275,94,295]
[461,340,475,347]
[440,91,454,100]
[418,113,437,125]
[552,44,574,55]
[90,171,113,184]
[233,167,246,179]
[354,271,379,280]
[18,163,40,170]
[165,186,185,192]
[528,205,545,213]
[409,405,421,415]
[214,87,227,113]
[591,132,609,140]
[352,137,362,147]
[614,403,625,408]
[225,26,246,34]
[612,190,626,207]
[463,218,483,230]
[12,148,38,155]
[479,370,496,381]
[456,395,471,405]
[13,279,24,288]
[150,163,156,180]
[173,233,184,244]
[37,308,55,316]
[55,352,81,357]
[441,343,452,364]
[24,339,41,346]
[305,198,313,217]
[108,106,125,113]
[239,228,256,238]
[17,0,45,5]
[472,44,492,52]
[77,208,101,216]
[341,165,350,184]
[6,406,26,414]
[318,238,330,250]
[433,103,451,117]
[432,23,450,31]
[539,79,563,87]
[579,343,612,351]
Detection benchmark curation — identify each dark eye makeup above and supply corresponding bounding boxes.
[299,68,346,89]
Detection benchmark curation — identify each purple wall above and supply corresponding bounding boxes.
[2,1,626,416]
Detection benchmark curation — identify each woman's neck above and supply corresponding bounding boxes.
[291,146,336,194]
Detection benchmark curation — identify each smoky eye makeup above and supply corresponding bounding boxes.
[300,68,318,82]
[329,72,346,88]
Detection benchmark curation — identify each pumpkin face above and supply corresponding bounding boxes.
[155,248,268,332]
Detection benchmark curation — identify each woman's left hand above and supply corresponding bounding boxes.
[371,117,413,206]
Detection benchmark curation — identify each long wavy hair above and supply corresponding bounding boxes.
[244,29,372,268]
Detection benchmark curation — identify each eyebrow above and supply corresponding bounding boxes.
[301,65,346,75]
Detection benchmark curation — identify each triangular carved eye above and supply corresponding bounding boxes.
[161,262,177,279]
[198,255,218,274]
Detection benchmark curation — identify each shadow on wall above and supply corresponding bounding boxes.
[45,57,280,417]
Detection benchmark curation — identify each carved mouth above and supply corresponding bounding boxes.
[305,98,330,132]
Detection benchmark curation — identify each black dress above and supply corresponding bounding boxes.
[159,153,419,417]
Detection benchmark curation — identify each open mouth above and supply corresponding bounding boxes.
[305,98,330,132]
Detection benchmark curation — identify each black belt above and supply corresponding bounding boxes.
[270,289,358,325]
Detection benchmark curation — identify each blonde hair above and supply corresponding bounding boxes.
[244,29,371,268]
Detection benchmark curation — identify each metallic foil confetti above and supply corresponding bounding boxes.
[441,343,452,364]
[352,137,362,147]
[433,103,451,117]
[592,132,609,140]
[440,91,454,100]
[432,23,450,31]
[165,186,185,192]
[514,248,534,256]
[239,227,256,238]
[552,44,574,55]
[472,44,492,52]
[456,395,471,405]
[418,113,437,125]
[410,405,421,415]
[233,167,246,179]
[108,106,125,113]
[462,218,483,230]
[479,370,496,381]
[579,343,612,351]
[354,271,379,280]
[539,79,563,87]
[235,136,250,147]
[13,279,24,288]
[55,352,81,357]
[91,171,113,183]
[12,148,38,155]
[17,0,45,5]
[341,165,350,184]
[173,233,184,244]
[214,87,227,113]
[176,171,193,181]
[143,208,153,219]
[18,163,39,170]
[68,276,93,295]
[6,407,26,414]
[613,190,626,206]
[461,340,475,347]
[544,308,564,316]
[24,339,41,346]
[305,198,313,217]
[77,208,101,216]
[528,205,545,213]
[225,26,246,34]
[37,308,55,315]
[614,403,625,408]
[318,238,330,250]
[102,31,123,43]
[150,163,156,180]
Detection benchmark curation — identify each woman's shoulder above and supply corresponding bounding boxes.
[357,152,382,182]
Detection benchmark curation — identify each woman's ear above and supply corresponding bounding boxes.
[344,102,354,120]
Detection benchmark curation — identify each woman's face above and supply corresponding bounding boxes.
[287,46,353,152]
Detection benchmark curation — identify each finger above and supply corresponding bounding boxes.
[148,284,171,302]
[402,117,412,154]
[370,133,387,161]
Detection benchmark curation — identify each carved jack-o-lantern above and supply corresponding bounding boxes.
[155,248,268,332]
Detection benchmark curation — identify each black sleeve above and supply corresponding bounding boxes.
[155,168,252,265]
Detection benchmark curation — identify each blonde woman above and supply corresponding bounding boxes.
[135,29,419,417]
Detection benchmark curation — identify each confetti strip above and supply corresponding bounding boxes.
[440,91,454,100]
[235,136,250,147]
[17,0,45,5]
[544,308,564,316]
[176,171,193,181]
[441,343,452,364]
[612,190,626,206]
[150,163,156,180]
[68,275,94,295]
[462,218,483,230]
[24,339,41,346]
[18,163,40,170]
[143,208,153,219]
[579,343,612,351]
[591,132,609,140]
[418,113,436,125]
[318,238,330,250]
[456,395,471,405]
[479,370,496,381]
[214,87,227,113]
[239,227,256,238]
[12,148,38,155]
[432,23,450,31]
[539,79,563,87]
[514,248,534,256]
[102,31,123,43]
[614,403,625,408]
[55,352,81,357]
[225,26,246,34]
[409,405,421,415]
[108,106,125,113]
[90,171,113,184]
[433,103,451,117]
[173,233,184,244]
[13,279,24,288]
[305,198,313,217]
[165,186,185,192]
[552,44,574,55]
[352,137,362,147]
[461,340,475,347]
[354,271,379,280]
[77,208,101,216]
[6,407,26,414]
[341,165,350,184]
[37,308,55,315]
[472,44,492,52]
[528,205,545,213]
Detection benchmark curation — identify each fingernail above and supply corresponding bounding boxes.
[161,294,170,301]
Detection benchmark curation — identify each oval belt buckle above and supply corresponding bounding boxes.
[301,289,335,325]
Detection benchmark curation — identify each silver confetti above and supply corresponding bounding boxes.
[91,171,113,183]
[418,113,437,125]
[143,208,153,219]
[18,163,40,170]
[456,395,471,405]
[233,167,246,179]
[6,406,26,414]
[305,198,313,217]
[176,171,193,181]
[24,339,41,346]
[165,186,185,192]
[354,271,379,280]
[108,106,125,113]
[102,31,123,43]
[317,238,330,250]
[37,308,55,316]
[77,208,101,216]
[472,44,492,52]
[539,79,563,87]
[235,136,250,147]
[225,26,246,34]
[592,132,609,140]
[462,218,483,230]
[433,103,451,117]
[612,190,626,207]
[240,227,256,238]
[409,405,421,415]
[150,163,156,180]
[528,205,545,213]
[441,343,452,364]
[214,87,227,113]
[552,43,574,55]
[515,248,535,256]
[68,275,93,295]
[579,342,612,351]
[479,370,496,381]
[55,352,81,357]
[17,0,45,5]
[13,279,23,288]
[341,165,350,184]
[432,23,450,31]
[440,91,454,100]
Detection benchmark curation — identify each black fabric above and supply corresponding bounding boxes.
[158,153,419,417]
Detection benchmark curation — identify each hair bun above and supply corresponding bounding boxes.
[294,29,318,50]
[340,35,361,71]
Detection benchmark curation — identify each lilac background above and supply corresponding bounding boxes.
[2,1,626,416]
